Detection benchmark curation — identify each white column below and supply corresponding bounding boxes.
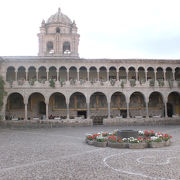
[164,70,166,81]
[146,102,149,118]
[136,71,138,81]
[25,103,27,121]
[127,102,129,118]
[126,71,128,82]
[46,103,49,120]
[47,70,49,81]
[1,103,6,121]
[36,71,38,81]
[57,70,59,81]
[108,102,111,118]
[107,71,109,81]
[77,71,79,81]
[87,103,90,119]
[154,71,157,81]
[116,71,119,81]
[15,71,17,81]
[172,70,175,81]
[67,70,69,81]
[164,101,167,117]
[97,71,99,81]
[145,71,147,82]
[67,103,69,119]
[87,70,89,81]
[26,71,28,81]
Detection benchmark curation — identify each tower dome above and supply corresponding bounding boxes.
[47,8,72,25]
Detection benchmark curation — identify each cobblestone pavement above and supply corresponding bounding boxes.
[0,125,179,180]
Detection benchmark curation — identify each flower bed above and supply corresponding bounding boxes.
[85,130,172,149]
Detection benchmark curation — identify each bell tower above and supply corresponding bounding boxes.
[38,8,80,57]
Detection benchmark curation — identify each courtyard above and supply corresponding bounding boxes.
[0,125,179,180]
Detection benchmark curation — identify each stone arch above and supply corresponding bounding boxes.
[38,66,47,82]
[69,66,77,84]
[5,92,24,120]
[175,67,180,80]
[17,66,26,81]
[128,67,136,80]
[110,92,127,118]
[166,67,173,80]
[89,66,97,82]
[6,66,15,81]
[49,66,57,80]
[28,66,36,81]
[27,92,45,120]
[109,66,117,80]
[167,91,180,117]
[119,67,127,81]
[148,91,164,117]
[49,92,67,119]
[69,92,87,118]
[147,67,155,80]
[79,66,87,81]
[129,91,146,117]
[99,66,107,81]
[156,67,164,80]
[59,66,67,81]
[138,67,145,83]
[90,92,108,124]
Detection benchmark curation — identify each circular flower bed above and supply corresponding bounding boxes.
[85,130,172,149]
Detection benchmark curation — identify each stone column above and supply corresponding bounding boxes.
[164,101,167,117]
[67,70,69,81]
[67,103,69,119]
[127,102,130,118]
[126,71,128,82]
[57,70,59,81]
[87,102,90,119]
[108,102,111,118]
[1,103,6,121]
[136,71,138,81]
[77,71,79,81]
[116,71,119,81]
[145,71,147,82]
[154,70,157,81]
[164,70,166,81]
[46,103,49,120]
[25,71,28,81]
[97,70,99,81]
[107,71,109,81]
[146,102,149,118]
[15,71,17,81]
[172,70,175,81]
[24,103,28,121]
[47,70,49,81]
[36,71,38,81]
[87,70,89,81]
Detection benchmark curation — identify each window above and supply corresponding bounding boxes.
[56,27,60,33]
[47,41,53,52]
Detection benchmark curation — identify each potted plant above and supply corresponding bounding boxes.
[148,136,164,148]
[129,79,136,87]
[163,133,172,146]
[49,78,55,88]
[94,134,107,147]
[149,79,155,87]
[128,137,147,149]
[157,79,164,87]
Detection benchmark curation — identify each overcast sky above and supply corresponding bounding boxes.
[1,0,180,59]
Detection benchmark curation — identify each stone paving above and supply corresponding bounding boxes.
[0,125,180,180]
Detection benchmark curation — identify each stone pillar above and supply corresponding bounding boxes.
[164,70,166,81]
[127,102,130,118]
[164,101,167,117]
[107,71,109,81]
[36,71,38,81]
[67,103,69,119]
[172,70,175,81]
[24,103,28,120]
[108,102,111,118]
[97,71,99,81]
[146,102,149,118]
[1,103,6,121]
[154,71,157,81]
[87,70,89,81]
[116,71,119,81]
[87,103,90,119]
[126,71,128,82]
[26,71,28,81]
[77,71,79,81]
[57,70,59,81]
[136,71,138,81]
[46,103,49,120]
[47,70,49,81]
[67,70,69,81]
[15,71,17,81]
[145,71,147,82]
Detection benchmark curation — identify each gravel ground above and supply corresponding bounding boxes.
[0,125,179,180]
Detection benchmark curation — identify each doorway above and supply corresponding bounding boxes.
[77,111,87,119]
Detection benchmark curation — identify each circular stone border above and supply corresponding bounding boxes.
[85,130,172,149]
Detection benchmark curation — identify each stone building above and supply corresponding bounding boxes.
[0,8,180,126]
